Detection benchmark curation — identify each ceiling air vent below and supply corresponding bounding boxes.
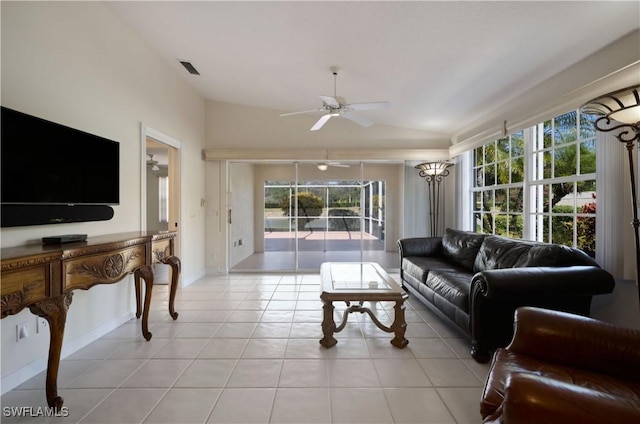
[179,60,200,75]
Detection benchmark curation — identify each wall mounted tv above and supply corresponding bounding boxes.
[1,106,120,227]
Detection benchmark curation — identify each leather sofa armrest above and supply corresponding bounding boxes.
[397,237,442,257]
[471,266,614,299]
[500,373,640,424]
[507,307,640,381]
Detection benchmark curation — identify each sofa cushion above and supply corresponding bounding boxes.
[474,235,600,271]
[442,228,486,271]
[473,235,534,272]
[514,244,598,267]
[402,257,466,283]
[425,270,473,312]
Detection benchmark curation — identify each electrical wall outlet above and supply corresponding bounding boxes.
[16,322,28,342]
[37,317,49,334]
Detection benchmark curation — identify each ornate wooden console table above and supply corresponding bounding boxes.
[0,231,181,409]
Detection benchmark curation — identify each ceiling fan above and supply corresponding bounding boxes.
[147,154,160,171]
[280,68,390,131]
[317,162,350,171]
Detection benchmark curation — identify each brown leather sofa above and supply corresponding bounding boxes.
[398,228,615,362]
[481,307,640,424]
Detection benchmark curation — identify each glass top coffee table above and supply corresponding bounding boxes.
[319,262,409,348]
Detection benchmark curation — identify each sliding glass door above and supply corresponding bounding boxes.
[261,162,387,271]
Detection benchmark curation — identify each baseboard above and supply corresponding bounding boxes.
[182,269,208,287]
[205,267,228,276]
[0,312,135,395]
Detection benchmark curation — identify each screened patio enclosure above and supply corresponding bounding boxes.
[231,162,398,272]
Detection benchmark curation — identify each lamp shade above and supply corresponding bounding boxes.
[581,85,640,124]
[415,161,453,176]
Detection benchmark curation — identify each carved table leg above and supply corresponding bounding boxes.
[319,296,337,348]
[29,292,73,410]
[134,266,154,341]
[162,256,181,320]
[134,276,142,319]
[390,296,409,348]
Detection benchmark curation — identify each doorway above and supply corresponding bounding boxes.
[264,178,386,270]
[142,126,182,284]
[229,161,398,272]
[146,138,170,233]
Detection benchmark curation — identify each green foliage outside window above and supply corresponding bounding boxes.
[577,195,596,256]
[472,110,597,255]
[280,191,324,230]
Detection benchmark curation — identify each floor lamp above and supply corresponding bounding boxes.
[415,161,454,237]
[581,85,640,317]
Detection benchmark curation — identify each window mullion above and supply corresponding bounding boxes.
[523,126,536,240]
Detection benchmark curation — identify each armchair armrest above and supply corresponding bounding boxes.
[397,237,442,257]
[501,373,640,424]
[471,266,614,299]
[508,307,640,381]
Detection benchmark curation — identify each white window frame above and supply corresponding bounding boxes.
[470,132,526,238]
[469,109,597,256]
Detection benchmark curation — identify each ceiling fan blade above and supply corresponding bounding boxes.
[347,101,391,111]
[319,96,340,108]
[280,109,323,117]
[311,114,332,131]
[341,111,374,127]
[328,162,350,168]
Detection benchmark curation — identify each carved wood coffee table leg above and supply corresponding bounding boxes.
[162,256,181,320]
[29,292,73,409]
[390,295,409,348]
[319,295,337,348]
[134,266,154,341]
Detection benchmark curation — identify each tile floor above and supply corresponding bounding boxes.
[1,273,490,423]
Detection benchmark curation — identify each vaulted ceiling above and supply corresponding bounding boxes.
[107,1,640,142]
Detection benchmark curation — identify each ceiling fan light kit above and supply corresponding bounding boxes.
[317,162,350,171]
[280,69,390,131]
[147,154,160,171]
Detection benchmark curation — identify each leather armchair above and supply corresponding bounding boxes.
[481,307,640,424]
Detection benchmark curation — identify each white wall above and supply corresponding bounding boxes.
[1,2,206,392]
[204,161,228,274]
[229,163,255,267]
[450,30,640,154]
[205,101,450,150]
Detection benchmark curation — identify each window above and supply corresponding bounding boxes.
[472,131,525,238]
[158,176,169,223]
[530,111,596,255]
[470,110,597,256]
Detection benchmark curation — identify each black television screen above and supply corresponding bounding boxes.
[1,107,120,205]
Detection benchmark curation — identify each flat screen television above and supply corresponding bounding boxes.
[1,106,120,206]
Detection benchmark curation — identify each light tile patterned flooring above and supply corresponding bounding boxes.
[1,273,489,423]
